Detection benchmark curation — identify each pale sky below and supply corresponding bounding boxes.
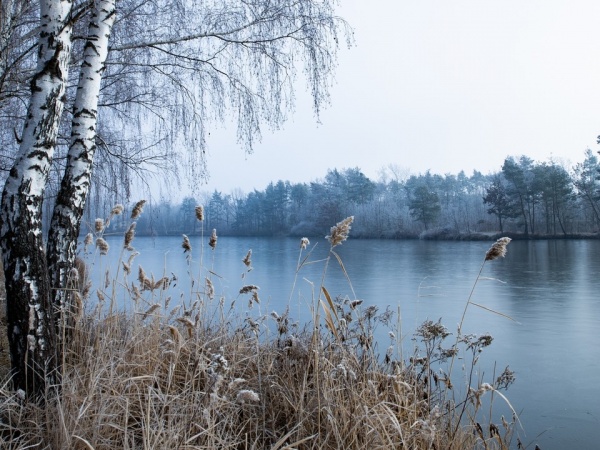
[189,0,600,196]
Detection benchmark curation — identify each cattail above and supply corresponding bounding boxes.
[485,237,512,261]
[300,237,310,249]
[326,216,354,247]
[182,234,192,253]
[111,204,124,215]
[195,206,204,221]
[236,389,260,404]
[124,222,136,250]
[96,238,109,255]
[95,218,104,233]
[209,229,217,249]
[242,249,252,268]
[131,200,146,220]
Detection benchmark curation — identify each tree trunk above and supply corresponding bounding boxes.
[0,0,72,396]
[47,0,116,344]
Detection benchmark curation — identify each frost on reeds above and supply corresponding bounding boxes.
[182,234,192,253]
[485,237,512,261]
[94,218,104,233]
[240,285,260,306]
[195,205,204,221]
[326,216,354,247]
[123,223,136,250]
[95,238,109,255]
[209,228,218,249]
[236,389,260,404]
[300,237,310,249]
[0,212,522,450]
[242,249,252,269]
[131,200,146,220]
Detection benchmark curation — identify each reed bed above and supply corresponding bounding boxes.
[0,207,521,449]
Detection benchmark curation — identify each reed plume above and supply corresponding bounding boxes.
[326,216,354,247]
[124,223,136,250]
[209,229,218,249]
[95,218,104,233]
[242,250,252,268]
[195,206,204,221]
[182,235,192,253]
[485,237,512,261]
[95,238,109,255]
[131,200,146,220]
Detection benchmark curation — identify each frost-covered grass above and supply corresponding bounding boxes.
[0,207,521,449]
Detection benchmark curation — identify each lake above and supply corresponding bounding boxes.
[90,235,600,450]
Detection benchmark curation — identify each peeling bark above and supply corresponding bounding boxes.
[0,0,72,396]
[47,0,115,343]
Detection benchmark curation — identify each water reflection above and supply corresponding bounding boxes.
[93,236,600,450]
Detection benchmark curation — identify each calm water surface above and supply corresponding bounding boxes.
[93,236,600,450]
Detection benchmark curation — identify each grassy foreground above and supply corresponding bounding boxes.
[0,209,520,449]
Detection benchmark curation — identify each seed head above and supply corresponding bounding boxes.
[124,222,136,250]
[111,204,124,215]
[300,237,310,249]
[239,285,259,295]
[242,249,252,268]
[195,206,204,221]
[95,218,104,233]
[131,200,146,220]
[209,229,218,250]
[205,278,215,300]
[95,238,109,255]
[485,237,512,261]
[236,389,260,404]
[182,234,192,253]
[326,216,354,248]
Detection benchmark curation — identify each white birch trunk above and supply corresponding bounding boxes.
[0,0,72,396]
[47,0,116,338]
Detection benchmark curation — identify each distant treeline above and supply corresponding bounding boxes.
[87,151,600,239]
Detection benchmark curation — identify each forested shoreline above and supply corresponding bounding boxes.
[88,151,600,240]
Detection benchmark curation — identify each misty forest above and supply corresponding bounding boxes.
[89,150,600,239]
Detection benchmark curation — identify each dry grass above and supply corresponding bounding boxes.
[0,210,520,449]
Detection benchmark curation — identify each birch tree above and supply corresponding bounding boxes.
[47,0,116,341]
[0,0,73,395]
[1,0,350,396]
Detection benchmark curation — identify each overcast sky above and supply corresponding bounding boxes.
[183,0,600,197]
